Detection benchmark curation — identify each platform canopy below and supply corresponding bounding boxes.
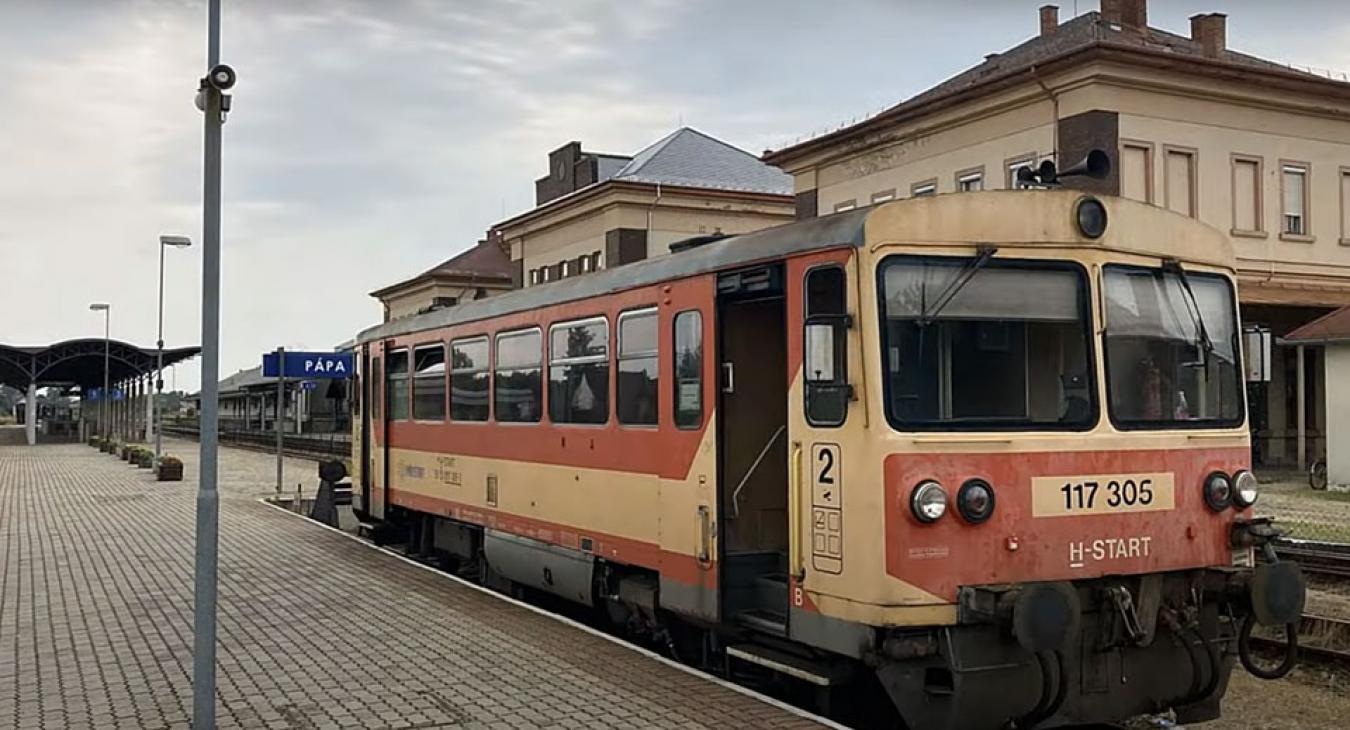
[0,339,200,391]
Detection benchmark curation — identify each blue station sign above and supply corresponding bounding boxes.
[262,351,354,379]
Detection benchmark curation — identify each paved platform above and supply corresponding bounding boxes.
[0,441,828,729]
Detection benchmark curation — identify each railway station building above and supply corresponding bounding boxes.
[498,127,796,288]
[763,0,1350,469]
[370,232,515,323]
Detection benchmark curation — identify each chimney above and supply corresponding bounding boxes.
[1102,0,1147,33]
[1190,13,1227,58]
[1039,5,1059,37]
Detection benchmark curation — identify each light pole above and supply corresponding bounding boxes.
[89,303,110,438]
[156,235,192,461]
[194,2,234,727]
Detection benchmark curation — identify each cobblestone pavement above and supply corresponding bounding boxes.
[0,441,827,729]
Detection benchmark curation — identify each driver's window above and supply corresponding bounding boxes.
[805,266,849,427]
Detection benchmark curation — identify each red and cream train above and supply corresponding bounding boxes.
[350,189,1304,728]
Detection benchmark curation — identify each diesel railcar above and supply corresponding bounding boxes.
[350,188,1304,728]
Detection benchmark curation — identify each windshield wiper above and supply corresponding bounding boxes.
[917,246,998,326]
[1162,258,1214,365]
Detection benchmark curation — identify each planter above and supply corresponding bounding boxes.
[136,454,153,468]
[121,446,133,461]
[157,460,184,482]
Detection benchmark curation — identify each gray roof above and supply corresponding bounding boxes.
[611,127,792,196]
[905,12,1321,110]
[767,11,1336,163]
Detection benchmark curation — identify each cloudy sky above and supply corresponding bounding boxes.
[2,0,1348,392]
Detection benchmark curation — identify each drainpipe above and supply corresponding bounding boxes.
[646,183,662,256]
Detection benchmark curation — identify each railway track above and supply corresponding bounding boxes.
[1249,612,1350,666]
[161,425,350,461]
[1274,541,1350,579]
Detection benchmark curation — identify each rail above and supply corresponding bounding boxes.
[1274,541,1350,579]
[161,424,351,460]
[1249,613,1350,665]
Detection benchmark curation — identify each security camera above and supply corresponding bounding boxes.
[206,64,236,91]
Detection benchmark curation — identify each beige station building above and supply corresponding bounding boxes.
[498,127,795,287]
[764,0,1350,469]
[372,127,793,321]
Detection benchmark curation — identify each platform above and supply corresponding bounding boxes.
[0,441,829,729]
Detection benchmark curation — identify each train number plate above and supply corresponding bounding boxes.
[1031,473,1175,517]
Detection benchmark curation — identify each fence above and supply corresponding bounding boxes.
[1255,467,1350,545]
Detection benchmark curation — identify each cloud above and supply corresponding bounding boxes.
[2,0,1348,395]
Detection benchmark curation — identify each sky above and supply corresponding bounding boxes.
[2,0,1349,393]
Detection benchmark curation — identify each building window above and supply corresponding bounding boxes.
[673,310,703,430]
[911,180,937,197]
[833,199,857,213]
[495,329,542,423]
[529,269,541,286]
[579,255,592,273]
[956,168,984,192]
[1121,142,1153,203]
[450,336,489,422]
[1164,147,1197,218]
[1006,154,1037,189]
[1231,155,1263,234]
[590,251,603,271]
[617,308,658,426]
[871,189,896,205]
[385,349,409,421]
[560,259,571,278]
[412,344,446,421]
[1282,163,1310,237]
[549,317,609,424]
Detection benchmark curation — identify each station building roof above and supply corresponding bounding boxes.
[1284,306,1350,345]
[0,339,200,390]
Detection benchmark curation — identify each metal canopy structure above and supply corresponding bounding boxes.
[0,339,200,390]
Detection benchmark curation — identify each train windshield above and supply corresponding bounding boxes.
[1102,264,1242,428]
[879,256,1095,430]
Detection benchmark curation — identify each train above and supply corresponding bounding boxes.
[349,183,1305,728]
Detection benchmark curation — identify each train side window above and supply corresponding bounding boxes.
[371,357,382,421]
[804,266,851,427]
[412,344,446,421]
[549,317,609,424]
[495,328,542,423]
[385,349,410,421]
[618,308,658,426]
[673,310,703,430]
[450,336,490,422]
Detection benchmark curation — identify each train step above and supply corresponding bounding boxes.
[737,608,787,637]
[726,643,841,686]
[754,574,788,610]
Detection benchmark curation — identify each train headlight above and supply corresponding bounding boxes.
[1075,197,1108,239]
[1204,472,1233,512]
[957,479,996,524]
[1232,470,1259,509]
[911,480,948,523]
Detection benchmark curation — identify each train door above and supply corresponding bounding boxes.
[716,264,791,634]
[368,347,388,520]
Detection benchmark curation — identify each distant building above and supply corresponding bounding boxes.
[764,0,1350,468]
[499,128,796,287]
[370,233,514,323]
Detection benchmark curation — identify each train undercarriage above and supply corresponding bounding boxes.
[359,503,1304,729]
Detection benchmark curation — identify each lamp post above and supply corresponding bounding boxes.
[89,303,110,438]
[156,235,192,461]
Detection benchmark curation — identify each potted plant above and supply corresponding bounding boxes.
[134,448,152,468]
[121,444,134,461]
[157,455,184,482]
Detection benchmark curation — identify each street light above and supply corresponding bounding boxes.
[156,235,192,461]
[89,303,110,439]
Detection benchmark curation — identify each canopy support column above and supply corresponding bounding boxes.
[25,381,36,446]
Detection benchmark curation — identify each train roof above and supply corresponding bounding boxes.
[357,207,870,343]
[357,190,1234,344]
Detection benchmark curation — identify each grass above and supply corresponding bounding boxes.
[1279,520,1350,544]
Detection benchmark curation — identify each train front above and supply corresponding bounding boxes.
[854,191,1306,728]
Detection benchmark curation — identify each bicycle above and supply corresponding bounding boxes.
[1309,457,1328,490]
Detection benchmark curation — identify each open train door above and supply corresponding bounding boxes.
[365,341,390,521]
[715,263,791,636]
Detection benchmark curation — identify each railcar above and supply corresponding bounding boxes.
[350,187,1304,728]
